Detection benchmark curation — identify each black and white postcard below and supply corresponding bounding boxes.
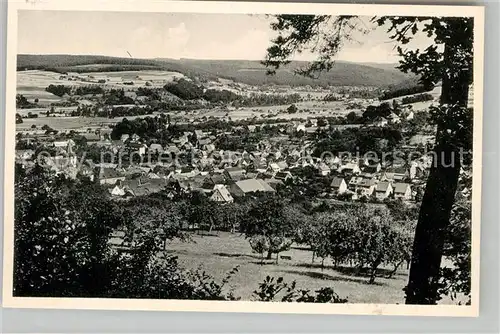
[2,0,484,316]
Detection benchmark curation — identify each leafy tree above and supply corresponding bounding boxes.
[14,166,123,296]
[240,196,299,260]
[45,84,71,97]
[318,212,358,269]
[438,173,472,304]
[16,94,35,109]
[249,235,270,265]
[345,111,360,124]
[262,14,473,304]
[287,104,298,114]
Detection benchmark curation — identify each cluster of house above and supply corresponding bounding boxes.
[370,109,415,127]
[16,126,432,204]
[329,162,416,201]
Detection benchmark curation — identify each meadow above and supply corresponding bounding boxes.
[167,231,459,304]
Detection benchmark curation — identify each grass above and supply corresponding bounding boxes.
[167,232,462,304]
[167,231,411,304]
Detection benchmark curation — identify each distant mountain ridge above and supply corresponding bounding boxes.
[17,54,417,88]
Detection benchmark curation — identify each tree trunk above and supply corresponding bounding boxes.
[387,259,404,279]
[406,31,471,304]
[312,250,315,264]
[276,252,279,265]
[369,260,381,284]
[266,250,273,260]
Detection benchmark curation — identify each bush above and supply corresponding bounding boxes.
[253,276,348,303]
[45,84,72,97]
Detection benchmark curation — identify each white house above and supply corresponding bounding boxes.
[375,182,393,200]
[109,185,126,197]
[296,124,306,132]
[318,163,331,176]
[331,177,348,194]
[387,112,401,124]
[210,184,234,203]
[393,183,412,201]
[372,117,388,127]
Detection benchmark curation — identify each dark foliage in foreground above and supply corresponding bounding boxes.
[14,165,346,302]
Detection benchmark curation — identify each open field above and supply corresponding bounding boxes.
[82,70,185,87]
[17,70,185,105]
[15,115,157,131]
[185,100,365,122]
[167,232,460,304]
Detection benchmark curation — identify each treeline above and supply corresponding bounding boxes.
[16,94,37,109]
[163,79,205,100]
[363,102,394,121]
[45,84,72,97]
[379,84,433,100]
[75,85,105,96]
[237,92,301,107]
[45,84,105,97]
[95,106,154,118]
[294,205,415,283]
[313,126,403,157]
[104,89,135,105]
[401,93,434,105]
[163,78,301,106]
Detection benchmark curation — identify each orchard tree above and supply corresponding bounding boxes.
[263,14,474,304]
[249,235,270,265]
[240,196,299,260]
[315,211,358,269]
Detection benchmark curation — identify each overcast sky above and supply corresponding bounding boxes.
[18,11,434,64]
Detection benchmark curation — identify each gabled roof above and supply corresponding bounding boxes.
[275,171,291,179]
[210,174,226,185]
[150,143,163,150]
[393,183,411,194]
[212,184,233,202]
[269,163,280,170]
[358,178,376,187]
[387,112,401,120]
[234,179,275,193]
[225,167,245,174]
[99,168,124,179]
[376,181,392,193]
[166,145,180,154]
[123,178,167,197]
[277,161,288,170]
[82,133,100,141]
[362,166,378,174]
[331,177,345,188]
[318,163,330,171]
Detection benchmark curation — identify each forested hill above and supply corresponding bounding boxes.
[17,54,416,88]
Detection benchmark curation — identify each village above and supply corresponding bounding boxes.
[15,102,430,207]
